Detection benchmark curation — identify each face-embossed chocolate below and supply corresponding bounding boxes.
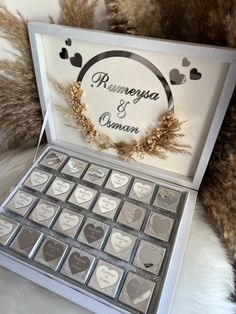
[60,248,95,283]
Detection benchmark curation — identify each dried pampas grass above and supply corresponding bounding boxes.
[0,5,41,151]
[106,0,236,47]
[0,0,97,153]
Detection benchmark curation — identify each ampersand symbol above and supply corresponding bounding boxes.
[117,99,130,119]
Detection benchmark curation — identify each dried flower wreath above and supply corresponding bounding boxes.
[70,82,191,160]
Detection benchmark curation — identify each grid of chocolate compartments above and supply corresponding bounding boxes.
[0,149,184,314]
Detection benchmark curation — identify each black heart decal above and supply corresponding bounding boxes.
[169,69,186,85]
[70,53,83,67]
[68,252,90,274]
[127,278,151,302]
[182,57,190,67]
[65,38,72,46]
[59,48,69,59]
[18,228,39,250]
[84,223,104,243]
[43,240,64,262]
[190,68,202,80]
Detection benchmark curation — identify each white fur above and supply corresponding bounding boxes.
[0,148,235,314]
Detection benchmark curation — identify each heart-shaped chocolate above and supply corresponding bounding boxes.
[67,160,84,174]
[0,218,13,237]
[182,57,190,67]
[133,182,152,199]
[83,223,104,243]
[52,179,70,195]
[139,246,162,269]
[30,171,48,187]
[18,228,39,250]
[111,232,132,252]
[70,52,83,67]
[59,212,80,231]
[68,252,90,274]
[14,192,33,209]
[127,278,151,305]
[75,187,93,204]
[59,47,68,59]
[190,68,202,80]
[46,152,61,166]
[43,240,64,262]
[35,203,55,222]
[150,214,172,234]
[123,206,142,224]
[111,173,128,188]
[96,265,119,289]
[98,197,117,213]
[65,38,72,46]
[169,69,186,85]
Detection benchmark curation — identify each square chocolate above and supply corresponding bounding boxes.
[10,226,43,257]
[77,217,109,249]
[144,212,174,242]
[34,236,68,270]
[6,190,37,216]
[68,184,97,210]
[46,177,75,202]
[129,178,155,204]
[105,170,132,194]
[133,240,166,275]
[154,187,181,213]
[92,193,121,220]
[24,168,52,192]
[61,157,88,178]
[82,164,109,186]
[53,208,84,238]
[117,202,146,230]
[104,228,136,262]
[119,272,155,313]
[0,215,19,246]
[60,247,95,284]
[29,199,60,227]
[88,260,124,298]
[40,150,67,170]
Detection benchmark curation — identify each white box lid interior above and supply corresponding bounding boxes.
[28,22,236,190]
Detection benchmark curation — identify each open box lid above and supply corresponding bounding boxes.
[28,22,236,191]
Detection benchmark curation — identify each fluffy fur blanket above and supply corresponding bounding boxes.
[0,147,235,314]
